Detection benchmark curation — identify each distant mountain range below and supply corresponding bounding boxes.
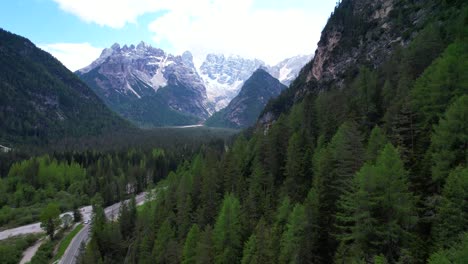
[77,43,311,127]
[0,28,131,146]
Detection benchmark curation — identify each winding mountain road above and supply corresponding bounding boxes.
[59,192,147,264]
[0,192,149,264]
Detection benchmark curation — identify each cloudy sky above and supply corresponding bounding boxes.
[1,0,337,71]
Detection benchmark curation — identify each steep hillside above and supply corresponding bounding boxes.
[68,0,468,263]
[199,54,311,110]
[0,29,131,146]
[260,0,453,124]
[205,69,286,129]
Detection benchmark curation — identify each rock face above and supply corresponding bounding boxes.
[199,54,312,110]
[78,42,311,127]
[205,69,287,129]
[307,0,425,87]
[259,0,438,125]
[77,42,212,127]
[0,29,130,144]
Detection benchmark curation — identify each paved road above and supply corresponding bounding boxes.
[59,192,148,264]
[0,210,86,240]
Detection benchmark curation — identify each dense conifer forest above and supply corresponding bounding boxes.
[0,0,466,263]
[71,1,467,263]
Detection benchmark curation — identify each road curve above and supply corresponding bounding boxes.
[59,192,148,264]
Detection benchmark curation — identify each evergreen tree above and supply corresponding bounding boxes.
[269,197,293,263]
[366,126,388,163]
[431,95,468,189]
[336,144,417,262]
[213,194,242,264]
[299,187,321,263]
[314,122,364,259]
[432,167,468,248]
[241,234,257,264]
[152,219,176,264]
[195,225,214,264]
[279,204,306,264]
[282,131,308,201]
[182,224,201,264]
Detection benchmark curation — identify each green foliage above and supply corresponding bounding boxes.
[428,233,468,264]
[336,144,417,262]
[431,95,468,186]
[366,126,388,163]
[278,203,306,264]
[432,167,468,248]
[0,234,40,264]
[213,193,242,264]
[182,224,201,264]
[0,29,131,146]
[40,203,61,239]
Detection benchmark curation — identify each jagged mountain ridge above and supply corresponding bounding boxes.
[78,41,311,127]
[200,54,312,110]
[77,43,212,127]
[205,69,287,129]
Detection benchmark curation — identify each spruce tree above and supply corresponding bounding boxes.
[336,144,417,262]
[182,224,201,264]
[279,204,306,264]
[213,193,242,264]
[431,95,468,189]
[432,167,468,248]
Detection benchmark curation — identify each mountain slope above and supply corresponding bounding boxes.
[0,29,131,146]
[77,43,211,127]
[268,54,313,86]
[198,54,311,111]
[260,0,448,125]
[205,69,286,129]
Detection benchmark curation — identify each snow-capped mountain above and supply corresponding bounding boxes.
[205,69,287,129]
[76,42,311,127]
[198,54,266,110]
[77,42,212,127]
[268,54,313,86]
[197,54,312,111]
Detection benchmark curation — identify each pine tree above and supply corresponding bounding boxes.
[282,131,308,201]
[313,122,364,259]
[432,167,468,248]
[182,224,201,264]
[431,95,468,189]
[269,197,293,263]
[241,234,258,264]
[195,225,214,264]
[152,219,176,264]
[213,194,242,264]
[299,187,321,263]
[366,126,388,163]
[336,144,417,262]
[278,204,306,264]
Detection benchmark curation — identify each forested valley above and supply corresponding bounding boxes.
[0,0,466,263]
[75,1,467,263]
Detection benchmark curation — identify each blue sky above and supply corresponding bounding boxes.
[0,0,337,70]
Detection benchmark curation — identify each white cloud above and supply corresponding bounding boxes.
[148,0,333,64]
[51,0,337,64]
[39,43,102,71]
[52,0,165,28]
